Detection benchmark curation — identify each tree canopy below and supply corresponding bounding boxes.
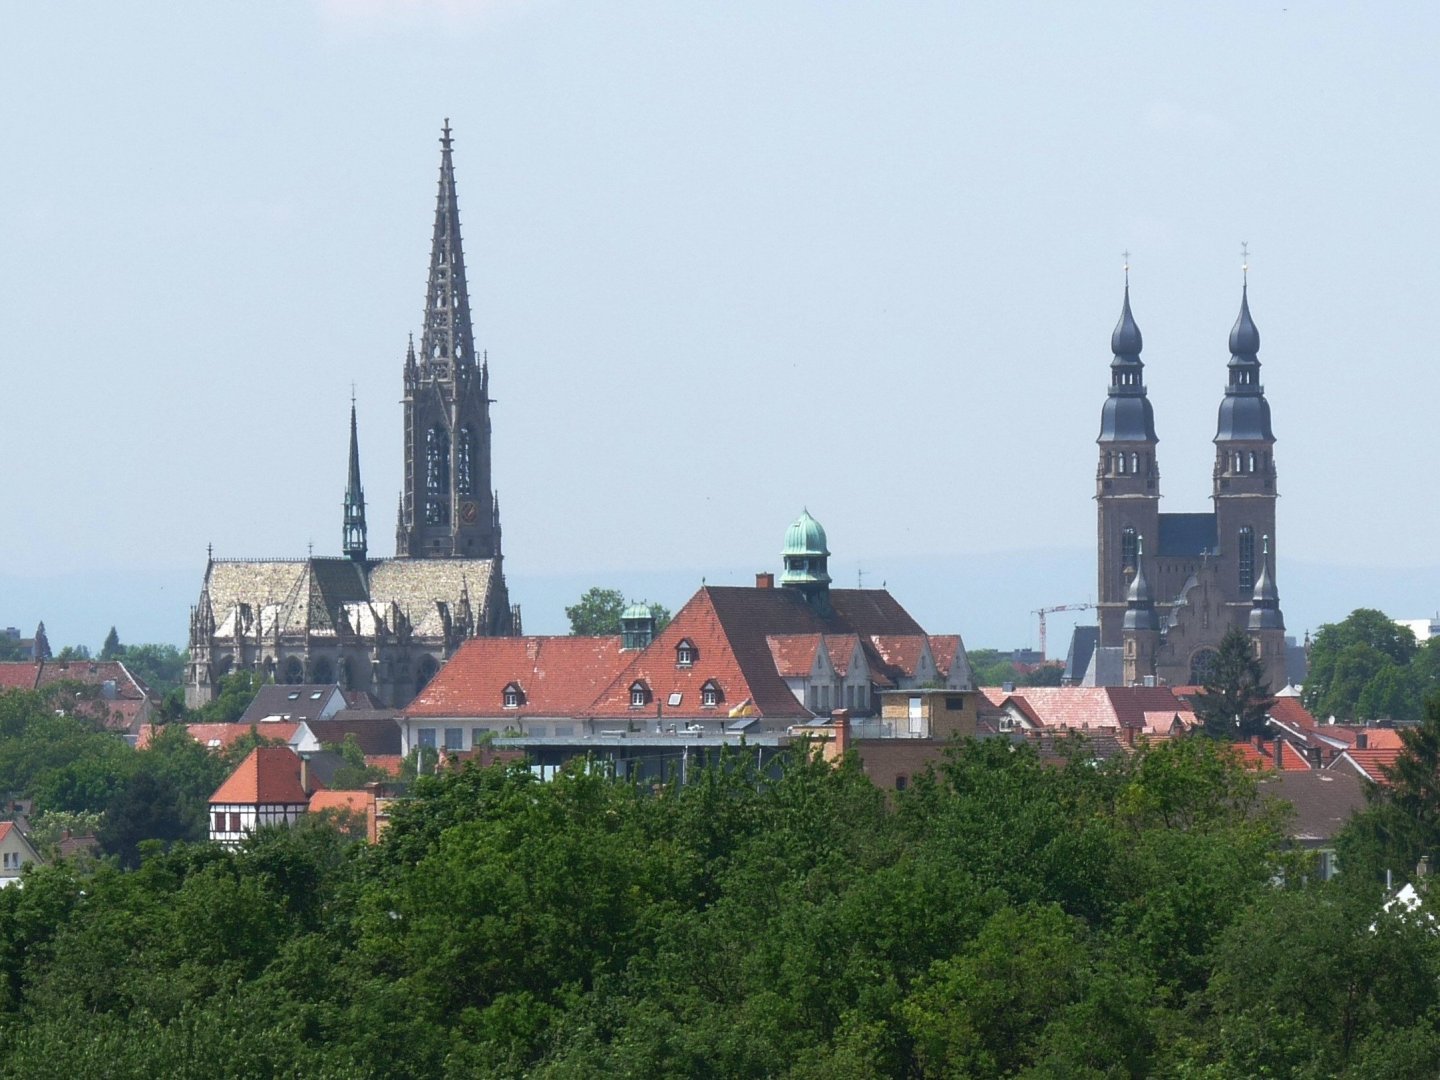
[1194,625,1272,740]
[1304,608,1438,722]
[0,733,1432,1076]
[565,586,672,636]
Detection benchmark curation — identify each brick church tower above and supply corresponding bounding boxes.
[1084,269,1288,689]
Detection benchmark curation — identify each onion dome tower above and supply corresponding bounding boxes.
[1213,266,1280,653]
[780,509,832,616]
[1121,537,1160,685]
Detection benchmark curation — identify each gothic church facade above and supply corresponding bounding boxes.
[186,124,515,709]
[1072,277,1287,690]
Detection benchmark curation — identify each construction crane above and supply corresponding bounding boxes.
[1032,603,1095,659]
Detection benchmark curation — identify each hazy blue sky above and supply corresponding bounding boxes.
[3,2,1439,654]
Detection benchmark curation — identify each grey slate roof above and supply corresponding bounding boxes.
[1158,513,1217,557]
[204,556,499,643]
[1063,626,1099,685]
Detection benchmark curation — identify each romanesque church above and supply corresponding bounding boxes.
[1066,275,1289,690]
[186,124,516,708]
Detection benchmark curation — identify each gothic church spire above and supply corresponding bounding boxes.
[419,119,476,382]
[344,396,367,562]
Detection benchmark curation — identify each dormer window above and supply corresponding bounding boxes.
[701,680,722,708]
[503,682,524,709]
[629,681,651,708]
[675,640,696,668]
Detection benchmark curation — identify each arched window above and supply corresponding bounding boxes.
[415,656,439,696]
[425,425,450,525]
[1238,527,1255,592]
[339,658,354,690]
[311,657,334,685]
[456,425,477,495]
[1189,648,1219,684]
[1130,452,1140,474]
[1121,527,1138,574]
[1248,451,1257,473]
[282,656,304,685]
[1118,454,1128,475]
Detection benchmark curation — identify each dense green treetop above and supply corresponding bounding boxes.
[1304,608,1438,722]
[1194,625,1273,740]
[565,586,672,636]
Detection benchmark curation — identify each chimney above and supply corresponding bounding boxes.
[830,708,851,759]
[299,754,311,795]
[1273,738,1284,769]
[1419,855,1431,879]
[756,572,774,589]
[1252,734,1264,750]
[1356,731,1369,750]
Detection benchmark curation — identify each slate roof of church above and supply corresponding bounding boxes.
[203,556,500,642]
[1158,513,1218,557]
[210,746,322,806]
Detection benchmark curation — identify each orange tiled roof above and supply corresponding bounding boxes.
[587,585,923,721]
[929,635,961,677]
[406,636,624,719]
[0,664,38,691]
[364,754,405,777]
[184,722,300,750]
[209,746,321,805]
[868,635,929,678]
[767,634,824,677]
[1335,747,1403,785]
[1267,697,1318,729]
[309,789,372,815]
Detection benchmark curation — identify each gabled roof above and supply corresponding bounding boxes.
[1267,697,1318,730]
[308,714,402,756]
[588,585,923,721]
[1258,770,1367,843]
[767,634,827,678]
[1,659,157,731]
[979,686,1196,737]
[868,635,932,681]
[181,722,302,751]
[209,746,322,805]
[239,684,346,725]
[1331,748,1403,785]
[405,635,624,719]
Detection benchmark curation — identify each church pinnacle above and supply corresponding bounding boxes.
[419,118,477,383]
[343,396,367,562]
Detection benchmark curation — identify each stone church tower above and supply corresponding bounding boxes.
[186,124,515,709]
[1083,272,1287,689]
[396,121,500,559]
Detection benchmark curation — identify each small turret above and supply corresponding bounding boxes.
[780,509,832,616]
[1122,538,1159,632]
[620,603,655,650]
[1248,535,1284,631]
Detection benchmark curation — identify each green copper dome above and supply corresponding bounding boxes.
[780,509,832,590]
[620,603,653,622]
[782,509,830,558]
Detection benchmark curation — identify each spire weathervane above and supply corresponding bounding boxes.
[1122,249,1131,286]
[1241,241,1250,284]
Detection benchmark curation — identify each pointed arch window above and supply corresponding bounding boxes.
[1121,528,1138,574]
[456,425,477,495]
[1238,527,1255,592]
[425,425,451,525]
[1130,452,1140,474]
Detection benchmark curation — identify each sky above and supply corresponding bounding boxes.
[3,2,1440,656]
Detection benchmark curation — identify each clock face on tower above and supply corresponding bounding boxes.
[459,501,479,525]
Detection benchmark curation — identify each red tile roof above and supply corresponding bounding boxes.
[868,635,930,679]
[767,634,824,678]
[588,585,924,721]
[183,722,300,751]
[1267,697,1318,729]
[405,636,624,719]
[980,686,1196,737]
[928,636,962,678]
[210,746,322,805]
[0,665,38,691]
[308,789,371,815]
[1333,748,1403,785]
